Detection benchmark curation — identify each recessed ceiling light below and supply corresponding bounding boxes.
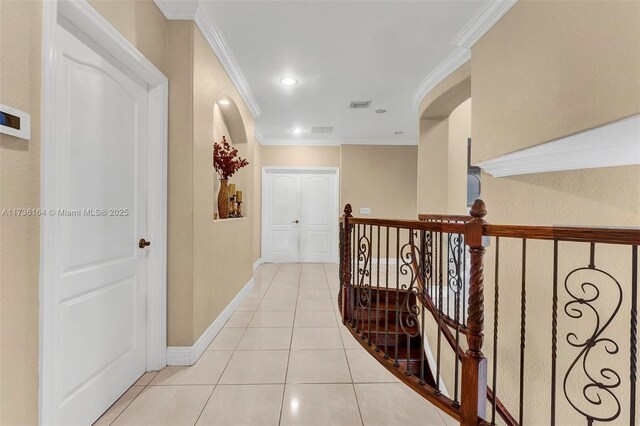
[292,128,303,135]
[375,109,386,114]
[218,99,230,105]
[394,131,404,135]
[280,76,298,86]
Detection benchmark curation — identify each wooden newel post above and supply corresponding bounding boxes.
[341,204,353,325]
[461,199,488,426]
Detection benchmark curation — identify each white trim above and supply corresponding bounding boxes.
[153,0,198,20]
[253,258,264,271]
[477,114,640,177]
[254,128,264,145]
[194,6,261,118]
[40,1,168,423]
[153,1,261,118]
[411,0,517,115]
[166,278,255,365]
[259,137,417,146]
[411,48,470,116]
[261,138,340,147]
[450,0,518,48]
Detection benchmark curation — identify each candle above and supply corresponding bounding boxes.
[236,190,243,202]
[228,183,236,197]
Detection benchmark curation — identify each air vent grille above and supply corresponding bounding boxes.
[311,127,334,134]
[349,101,371,109]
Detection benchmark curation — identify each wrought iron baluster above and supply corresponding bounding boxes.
[385,226,390,359]
[562,243,623,424]
[631,245,637,426]
[394,227,400,367]
[375,225,380,351]
[367,224,373,345]
[453,232,462,408]
[519,238,527,425]
[435,231,443,395]
[491,237,500,425]
[420,230,426,385]
[551,240,558,426]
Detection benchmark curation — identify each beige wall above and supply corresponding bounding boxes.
[447,99,471,214]
[261,145,340,168]
[470,1,640,424]
[0,1,257,420]
[340,145,417,220]
[191,25,255,342]
[0,1,42,424]
[417,118,449,214]
[472,0,640,163]
[166,20,194,346]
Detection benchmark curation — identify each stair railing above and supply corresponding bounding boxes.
[338,200,639,426]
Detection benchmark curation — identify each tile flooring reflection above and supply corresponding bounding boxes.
[95,263,455,425]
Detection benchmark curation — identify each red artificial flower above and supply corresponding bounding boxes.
[213,136,249,179]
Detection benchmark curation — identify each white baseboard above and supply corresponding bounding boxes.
[253,257,264,271]
[166,277,255,366]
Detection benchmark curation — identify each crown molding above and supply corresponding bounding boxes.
[154,0,198,20]
[153,1,262,118]
[451,0,517,48]
[260,137,417,146]
[411,0,517,115]
[411,48,470,115]
[254,128,264,145]
[339,138,417,146]
[261,138,340,147]
[477,115,640,177]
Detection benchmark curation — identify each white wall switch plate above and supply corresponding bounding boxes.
[0,104,30,140]
[360,207,371,215]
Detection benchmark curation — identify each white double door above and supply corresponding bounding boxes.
[43,21,150,424]
[263,169,338,263]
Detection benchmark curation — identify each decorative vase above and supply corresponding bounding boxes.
[218,179,230,219]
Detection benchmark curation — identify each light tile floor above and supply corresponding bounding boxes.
[95,263,455,426]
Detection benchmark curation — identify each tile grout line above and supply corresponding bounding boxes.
[193,263,281,425]
[277,266,302,426]
[325,262,366,425]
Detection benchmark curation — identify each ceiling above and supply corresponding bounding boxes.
[159,1,512,145]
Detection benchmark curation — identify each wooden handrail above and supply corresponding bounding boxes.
[418,213,472,222]
[483,224,639,245]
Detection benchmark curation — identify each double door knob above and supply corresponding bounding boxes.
[292,220,299,224]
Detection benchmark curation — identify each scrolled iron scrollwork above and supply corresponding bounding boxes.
[563,265,623,424]
[398,239,421,339]
[356,234,372,311]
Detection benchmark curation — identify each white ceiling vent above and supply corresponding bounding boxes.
[311,126,334,134]
[349,101,371,109]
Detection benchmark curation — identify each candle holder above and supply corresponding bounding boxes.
[229,195,237,217]
[236,201,243,217]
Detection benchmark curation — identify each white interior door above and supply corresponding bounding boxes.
[47,22,149,424]
[263,169,338,263]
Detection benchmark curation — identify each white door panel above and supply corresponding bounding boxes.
[50,23,149,425]
[263,169,338,263]
[300,174,336,262]
[265,173,300,262]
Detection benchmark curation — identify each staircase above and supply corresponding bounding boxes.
[351,287,436,384]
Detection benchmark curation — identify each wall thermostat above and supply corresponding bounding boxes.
[0,104,30,140]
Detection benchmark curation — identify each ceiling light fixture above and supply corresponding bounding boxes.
[280,76,298,86]
[375,109,386,114]
[218,99,230,105]
[292,128,303,135]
